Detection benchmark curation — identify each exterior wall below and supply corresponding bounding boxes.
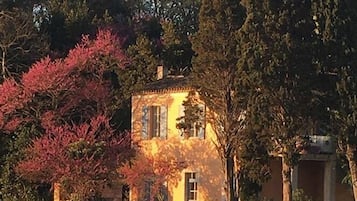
[261,157,354,201]
[261,158,282,201]
[298,160,324,201]
[132,91,225,201]
[336,183,354,201]
[261,159,326,201]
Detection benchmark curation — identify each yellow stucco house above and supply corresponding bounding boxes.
[54,66,353,201]
[129,66,353,201]
[130,66,225,201]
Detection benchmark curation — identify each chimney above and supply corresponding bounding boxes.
[157,65,167,80]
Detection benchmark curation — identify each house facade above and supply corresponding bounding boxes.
[129,67,354,201]
[130,67,225,201]
[54,67,354,201]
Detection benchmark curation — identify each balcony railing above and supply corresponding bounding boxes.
[305,135,335,154]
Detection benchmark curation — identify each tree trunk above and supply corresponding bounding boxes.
[346,144,357,201]
[1,50,5,79]
[225,156,235,201]
[282,157,292,201]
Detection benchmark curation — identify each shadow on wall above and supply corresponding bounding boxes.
[152,137,224,201]
[131,92,225,201]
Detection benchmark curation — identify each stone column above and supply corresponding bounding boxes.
[291,165,299,192]
[54,183,60,201]
[324,155,336,201]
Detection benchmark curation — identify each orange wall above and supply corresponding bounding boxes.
[132,91,225,201]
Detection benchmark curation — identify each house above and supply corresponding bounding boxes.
[131,66,225,201]
[54,66,354,201]
[130,66,354,201]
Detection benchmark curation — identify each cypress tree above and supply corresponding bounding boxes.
[190,0,245,200]
[317,0,357,199]
[236,1,273,199]
[238,1,318,201]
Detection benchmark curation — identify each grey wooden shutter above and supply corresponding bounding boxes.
[142,106,149,140]
[179,105,185,139]
[160,105,167,139]
[198,104,205,139]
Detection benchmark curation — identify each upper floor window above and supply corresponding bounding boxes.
[185,172,198,201]
[142,105,167,140]
[177,103,205,139]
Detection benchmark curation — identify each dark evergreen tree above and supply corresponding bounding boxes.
[118,34,159,99]
[238,1,318,201]
[236,1,275,199]
[161,20,194,75]
[316,0,357,200]
[190,0,245,200]
[0,124,51,201]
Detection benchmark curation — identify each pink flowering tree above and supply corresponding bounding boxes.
[119,153,186,201]
[17,115,133,199]
[0,29,134,199]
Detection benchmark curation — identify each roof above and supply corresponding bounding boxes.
[135,75,192,94]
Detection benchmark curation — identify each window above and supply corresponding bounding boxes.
[177,104,205,139]
[142,181,152,201]
[141,181,168,201]
[185,172,198,201]
[142,105,167,140]
[149,106,160,138]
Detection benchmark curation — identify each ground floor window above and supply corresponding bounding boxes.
[185,172,198,201]
[142,181,168,201]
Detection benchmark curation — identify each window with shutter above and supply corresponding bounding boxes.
[142,105,167,140]
[177,104,205,139]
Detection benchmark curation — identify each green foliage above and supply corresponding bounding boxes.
[190,0,247,200]
[118,34,159,99]
[176,92,204,137]
[46,0,94,51]
[67,139,105,160]
[0,124,51,201]
[292,189,313,201]
[45,0,129,52]
[239,0,319,164]
[161,20,194,75]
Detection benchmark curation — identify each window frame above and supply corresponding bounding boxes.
[142,105,167,140]
[148,105,161,138]
[178,104,205,139]
[185,172,198,201]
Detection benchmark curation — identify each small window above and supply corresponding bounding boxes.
[149,106,161,138]
[142,105,167,140]
[141,181,168,201]
[177,104,205,139]
[142,181,152,201]
[185,172,198,201]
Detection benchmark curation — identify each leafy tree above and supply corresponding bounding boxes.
[0,29,130,200]
[126,0,200,74]
[161,20,194,75]
[119,153,186,201]
[0,9,49,82]
[17,115,133,200]
[316,0,357,199]
[44,0,130,53]
[119,34,159,99]
[238,1,318,201]
[190,0,245,200]
[0,0,38,10]
[0,123,52,201]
